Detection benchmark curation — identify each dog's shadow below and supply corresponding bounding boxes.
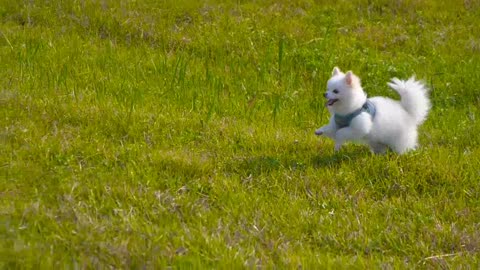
[309,148,368,168]
[228,146,370,176]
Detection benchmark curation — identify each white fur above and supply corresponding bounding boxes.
[315,67,431,154]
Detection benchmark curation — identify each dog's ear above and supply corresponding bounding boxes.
[345,71,356,86]
[332,67,341,76]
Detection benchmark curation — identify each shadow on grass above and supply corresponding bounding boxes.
[310,148,368,168]
[227,146,370,176]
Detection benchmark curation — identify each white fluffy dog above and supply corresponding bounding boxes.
[315,67,431,154]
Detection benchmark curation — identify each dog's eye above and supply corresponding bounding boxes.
[332,89,339,94]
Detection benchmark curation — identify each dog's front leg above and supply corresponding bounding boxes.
[334,127,354,151]
[315,117,337,139]
[334,115,372,151]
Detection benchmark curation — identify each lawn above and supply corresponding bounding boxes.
[1,0,480,268]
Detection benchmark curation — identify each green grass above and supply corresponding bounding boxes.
[1,0,480,268]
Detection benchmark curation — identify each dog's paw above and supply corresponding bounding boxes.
[334,142,342,152]
[315,127,327,136]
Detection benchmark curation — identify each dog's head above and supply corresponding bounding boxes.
[324,67,365,114]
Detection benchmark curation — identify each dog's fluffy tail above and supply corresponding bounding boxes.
[387,77,431,125]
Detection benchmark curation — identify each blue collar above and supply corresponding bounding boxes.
[334,100,376,129]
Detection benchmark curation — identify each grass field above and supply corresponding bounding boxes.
[1,0,480,268]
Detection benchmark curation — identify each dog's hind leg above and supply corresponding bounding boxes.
[369,141,388,154]
[391,130,418,154]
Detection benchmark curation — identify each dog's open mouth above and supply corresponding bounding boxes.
[327,98,339,106]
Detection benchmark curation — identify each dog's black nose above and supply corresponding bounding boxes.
[323,93,328,98]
